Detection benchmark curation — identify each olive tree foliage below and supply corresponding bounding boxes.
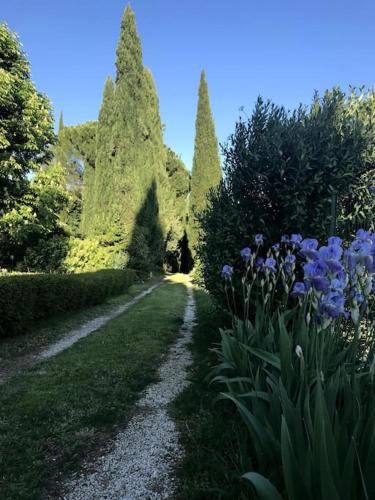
[197,88,375,300]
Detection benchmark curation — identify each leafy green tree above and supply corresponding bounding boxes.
[0,163,69,269]
[0,23,55,213]
[189,70,221,254]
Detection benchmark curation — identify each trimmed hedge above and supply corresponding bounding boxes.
[0,269,138,337]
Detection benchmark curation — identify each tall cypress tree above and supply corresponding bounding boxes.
[110,5,166,266]
[89,76,115,237]
[58,111,64,135]
[189,70,221,254]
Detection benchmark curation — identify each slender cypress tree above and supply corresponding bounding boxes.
[58,111,64,135]
[189,70,221,254]
[110,5,167,265]
[89,76,115,237]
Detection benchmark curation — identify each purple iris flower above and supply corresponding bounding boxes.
[281,235,289,243]
[291,281,307,297]
[318,244,344,273]
[290,234,302,247]
[240,247,252,262]
[300,238,319,261]
[283,254,296,274]
[319,244,343,261]
[369,186,375,195]
[304,261,330,292]
[255,257,265,270]
[254,234,264,246]
[331,277,346,291]
[272,243,280,251]
[356,229,372,242]
[221,265,233,280]
[304,261,328,278]
[328,236,342,246]
[350,238,374,271]
[264,257,277,273]
[320,291,345,318]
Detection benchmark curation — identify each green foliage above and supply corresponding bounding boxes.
[55,120,98,236]
[64,237,128,273]
[213,305,375,499]
[19,235,69,273]
[77,6,192,272]
[85,77,114,236]
[0,23,55,213]
[0,162,69,269]
[0,268,137,337]
[164,147,192,272]
[198,89,375,302]
[189,70,221,254]
[210,244,375,499]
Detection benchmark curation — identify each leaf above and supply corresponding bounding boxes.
[240,343,281,370]
[242,472,283,500]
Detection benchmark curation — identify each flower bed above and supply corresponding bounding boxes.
[213,230,375,499]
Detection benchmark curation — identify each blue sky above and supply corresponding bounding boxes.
[2,0,374,169]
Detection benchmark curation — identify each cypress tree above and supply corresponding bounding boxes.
[110,5,167,266]
[89,76,115,237]
[58,111,64,135]
[189,70,221,254]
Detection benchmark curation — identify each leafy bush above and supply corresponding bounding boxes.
[197,88,375,303]
[0,268,138,337]
[16,235,69,273]
[211,231,375,499]
[64,237,128,273]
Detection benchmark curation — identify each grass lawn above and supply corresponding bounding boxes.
[171,288,254,500]
[0,275,162,366]
[0,275,187,500]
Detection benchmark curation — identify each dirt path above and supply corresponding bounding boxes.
[62,280,197,499]
[0,282,161,385]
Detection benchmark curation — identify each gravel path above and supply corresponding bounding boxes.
[0,282,161,385]
[62,282,197,500]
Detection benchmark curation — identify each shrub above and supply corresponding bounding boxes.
[0,268,138,337]
[211,230,375,498]
[64,237,128,273]
[197,88,375,304]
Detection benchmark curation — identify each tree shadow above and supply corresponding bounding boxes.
[178,230,194,273]
[127,179,165,271]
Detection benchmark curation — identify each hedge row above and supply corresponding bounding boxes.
[0,269,138,337]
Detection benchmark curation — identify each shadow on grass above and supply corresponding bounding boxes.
[170,288,255,500]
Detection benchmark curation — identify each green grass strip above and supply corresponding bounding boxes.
[171,289,253,500]
[0,278,187,500]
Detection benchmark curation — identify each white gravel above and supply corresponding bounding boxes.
[62,282,197,500]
